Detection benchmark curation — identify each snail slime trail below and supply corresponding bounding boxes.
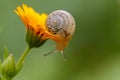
[45,10,76,61]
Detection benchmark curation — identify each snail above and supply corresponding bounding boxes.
[46,10,75,39]
[45,10,76,61]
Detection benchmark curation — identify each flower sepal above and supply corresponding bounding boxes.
[26,28,47,48]
[0,47,17,80]
[1,54,16,80]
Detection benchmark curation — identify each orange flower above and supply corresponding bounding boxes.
[15,4,61,48]
[15,4,68,51]
[14,4,73,60]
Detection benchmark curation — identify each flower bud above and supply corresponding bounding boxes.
[1,54,16,80]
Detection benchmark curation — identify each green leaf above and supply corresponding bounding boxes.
[4,46,9,60]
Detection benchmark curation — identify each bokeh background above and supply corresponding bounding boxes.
[0,0,120,80]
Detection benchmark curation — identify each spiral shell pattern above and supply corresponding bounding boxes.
[46,10,75,39]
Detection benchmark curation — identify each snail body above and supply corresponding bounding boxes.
[45,10,76,60]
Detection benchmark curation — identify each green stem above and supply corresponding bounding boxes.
[16,45,32,70]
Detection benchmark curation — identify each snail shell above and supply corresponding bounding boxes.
[46,10,75,39]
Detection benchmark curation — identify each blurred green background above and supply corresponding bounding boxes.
[0,0,120,80]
